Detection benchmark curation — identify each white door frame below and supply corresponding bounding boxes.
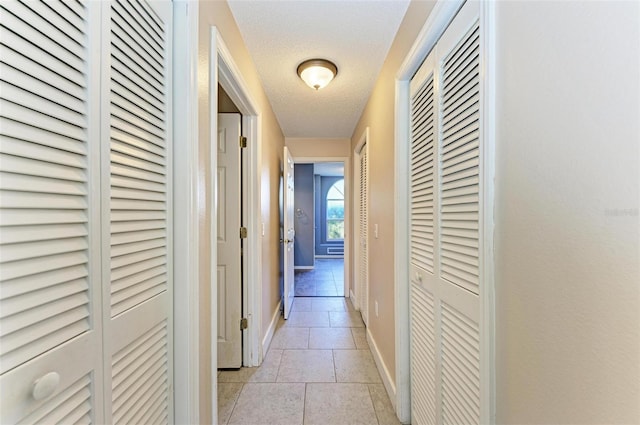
[352,128,369,316]
[172,2,200,423]
[293,156,351,299]
[211,29,263,371]
[173,4,263,421]
[393,0,496,423]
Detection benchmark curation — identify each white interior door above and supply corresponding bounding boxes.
[0,1,104,422]
[217,113,242,368]
[0,1,173,423]
[103,0,173,422]
[282,147,295,319]
[409,2,485,424]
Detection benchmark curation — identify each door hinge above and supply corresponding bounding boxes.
[239,136,247,148]
[240,227,248,238]
[240,318,248,330]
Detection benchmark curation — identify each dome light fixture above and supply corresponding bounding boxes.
[297,59,338,91]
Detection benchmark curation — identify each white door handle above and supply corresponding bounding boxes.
[32,372,60,401]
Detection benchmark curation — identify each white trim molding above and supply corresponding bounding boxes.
[210,28,263,373]
[262,300,283,355]
[367,327,397,410]
[172,1,200,424]
[480,2,497,423]
[393,0,497,424]
[292,156,351,298]
[208,25,263,425]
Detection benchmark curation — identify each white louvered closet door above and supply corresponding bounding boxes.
[102,1,173,423]
[0,0,173,423]
[359,145,369,324]
[0,1,104,423]
[409,2,485,424]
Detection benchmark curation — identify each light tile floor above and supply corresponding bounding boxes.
[295,259,344,297]
[218,296,401,425]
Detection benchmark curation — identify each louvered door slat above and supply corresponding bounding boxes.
[410,72,436,273]
[110,235,164,254]
[440,21,481,297]
[112,245,165,268]
[16,374,92,425]
[0,29,84,88]
[111,176,165,194]
[0,66,85,119]
[0,45,83,102]
[0,236,86,263]
[112,209,166,221]
[20,1,84,42]
[112,320,168,425]
[105,0,171,421]
[111,126,165,158]
[110,118,165,151]
[0,173,85,198]
[441,302,480,424]
[410,282,437,424]
[0,10,83,74]
[0,100,85,143]
[0,121,86,156]
[111,78,164,122]
[122,0,164,49]
[358,143,369,322]
[112,1,164,63]
[0,223,86,245]
[112,92,166,134]
[0,280,86,317]
[0,152,84,182]
[51,1,85,27]
[111,163,165,185]
[110,19,163,83]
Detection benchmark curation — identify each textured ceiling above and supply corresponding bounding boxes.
[228,0,410,138]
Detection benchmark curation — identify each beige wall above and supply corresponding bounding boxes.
[285,137,351,158]
[350,0,436,387]
[494,1,640,423]
[197,1,284,422]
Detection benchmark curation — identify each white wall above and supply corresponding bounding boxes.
[494,2,640,423]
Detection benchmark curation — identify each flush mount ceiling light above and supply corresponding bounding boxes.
[297,59,338,91]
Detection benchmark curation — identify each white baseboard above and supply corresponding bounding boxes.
[350,289,358,310]
[294,266,314,270]
[367,327,397,412]
[262,300,282,360]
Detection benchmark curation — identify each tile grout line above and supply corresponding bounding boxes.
[223,382,244,425]
[367,383,383,425]
[302,382,308,425]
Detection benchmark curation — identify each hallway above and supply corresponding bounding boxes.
[217,297,398,424]
[294,259,345,297]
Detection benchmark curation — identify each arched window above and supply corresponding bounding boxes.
[326,179,344,240]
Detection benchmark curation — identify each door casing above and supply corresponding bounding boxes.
[293,156,351,299]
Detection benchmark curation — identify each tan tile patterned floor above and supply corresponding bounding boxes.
[217,297,401,425]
